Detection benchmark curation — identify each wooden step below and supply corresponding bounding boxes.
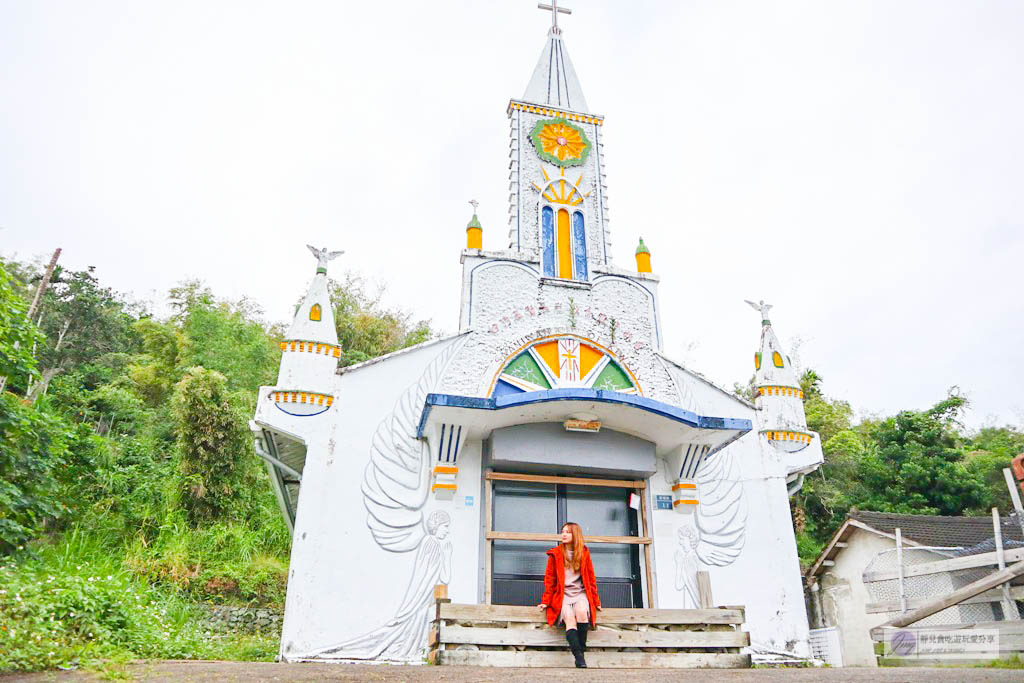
[437,603,745,625]
[430,601,751,669]
[437,650,751,668]
[438,624,750,648]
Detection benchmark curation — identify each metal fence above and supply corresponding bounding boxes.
[863,545,1016,626]
[808,626,843,667]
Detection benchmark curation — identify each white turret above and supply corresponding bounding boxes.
[746,300,812,453]
[272,246,342,415]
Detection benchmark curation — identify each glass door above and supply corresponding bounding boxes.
[488,475,645,608]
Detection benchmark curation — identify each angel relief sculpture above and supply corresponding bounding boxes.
[309,340,461,662]
[670,447,747,608]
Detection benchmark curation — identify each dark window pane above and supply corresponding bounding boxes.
[493,481,557,533]
[587,542,634,579]
[565,484,632,538]
[493,540,550,577]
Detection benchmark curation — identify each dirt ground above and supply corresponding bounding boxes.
[3,661,1023,682]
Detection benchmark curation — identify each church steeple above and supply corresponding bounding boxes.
[506,3,610,277]
[523,3,588,112]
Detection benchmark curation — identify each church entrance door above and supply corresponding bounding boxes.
[486,473,648,608]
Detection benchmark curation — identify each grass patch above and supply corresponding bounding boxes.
[0,529,279,674]
[977,654,1024,669]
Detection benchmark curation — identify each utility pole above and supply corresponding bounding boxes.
[0,247,61,394]
[1003,465,1024,540]
[27,248,61,321]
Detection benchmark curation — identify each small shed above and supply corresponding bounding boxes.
[803,511,1024,667]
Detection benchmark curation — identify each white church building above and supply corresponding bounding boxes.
[251,8,823,664]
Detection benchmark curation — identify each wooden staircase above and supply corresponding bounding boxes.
[428,601,751,668]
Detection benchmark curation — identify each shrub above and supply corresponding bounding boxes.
[171,367,257,524]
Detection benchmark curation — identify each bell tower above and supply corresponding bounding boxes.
[507,1,610,279]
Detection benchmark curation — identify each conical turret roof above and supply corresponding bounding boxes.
[523,29,589,111]
[754,318,800,390]
[286,248,339,346]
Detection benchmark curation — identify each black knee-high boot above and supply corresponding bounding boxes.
[578,622,589,651]
[566,628,587,668]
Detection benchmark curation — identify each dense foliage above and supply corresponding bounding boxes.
[0,258,434,672]
[791,372,1022,563]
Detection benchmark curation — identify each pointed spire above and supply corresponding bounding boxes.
[523,26,589,111]
[746,299,799,390]
[285,247,339,346]
[746,301,811,452]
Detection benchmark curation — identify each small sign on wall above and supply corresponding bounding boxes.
[655,495,673,511]
[464,496,474,507]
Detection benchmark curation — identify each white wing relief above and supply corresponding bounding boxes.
[310,339,462,661]
[674,448,747,607]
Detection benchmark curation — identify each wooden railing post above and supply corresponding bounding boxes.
[696,571,714,609]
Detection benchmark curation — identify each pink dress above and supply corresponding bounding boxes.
[559,551,591,625]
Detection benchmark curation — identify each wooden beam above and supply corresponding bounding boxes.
[863,546,1024,583]
[437,603,745,624]
[875,558,1024,630]
[486,531,651,544]
[484,474,493,605]
[485,471,645,489]
[438,650,751,668]
[639,486,654,608]
[871,619,1024,641]
[866,586,1024,614]
[439,624,749,648]
[696,571,713,609]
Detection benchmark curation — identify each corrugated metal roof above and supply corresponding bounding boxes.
[849,511,1024,548]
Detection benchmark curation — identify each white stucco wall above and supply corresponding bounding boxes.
[266,336,467,661]
[817,529,896,667]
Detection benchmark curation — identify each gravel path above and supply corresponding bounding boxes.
[3,661,1022,682]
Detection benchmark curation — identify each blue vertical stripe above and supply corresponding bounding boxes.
[572,211,587,281]
[452,426,462,464]
[445,424,455,463]
[541,206,555,277]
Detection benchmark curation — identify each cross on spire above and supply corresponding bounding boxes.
[469,199,479,213]
[538,1,571,35]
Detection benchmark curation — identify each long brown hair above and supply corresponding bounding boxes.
[560,522,585,571]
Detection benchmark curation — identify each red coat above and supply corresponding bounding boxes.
[541,545,601,627]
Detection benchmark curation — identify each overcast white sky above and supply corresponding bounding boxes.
[2,0,1022,429]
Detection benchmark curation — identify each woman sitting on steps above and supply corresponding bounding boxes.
[538,522,602,668]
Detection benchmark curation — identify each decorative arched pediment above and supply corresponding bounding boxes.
[488,334,640,397]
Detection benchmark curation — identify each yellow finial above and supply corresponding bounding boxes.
[635,238,652,273]
[466,199,482,250]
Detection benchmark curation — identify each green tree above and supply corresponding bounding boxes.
[171,367,256,524]
[0,393,74,554]
[0,264,44,390]
[28,267,139,401]
[964,426,1024,511]
[329,273,433,367]
[170,281,280,395]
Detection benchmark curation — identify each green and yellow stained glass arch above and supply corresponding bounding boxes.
[488,335,641,398]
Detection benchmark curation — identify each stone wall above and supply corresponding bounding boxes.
[201,605,283,635]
